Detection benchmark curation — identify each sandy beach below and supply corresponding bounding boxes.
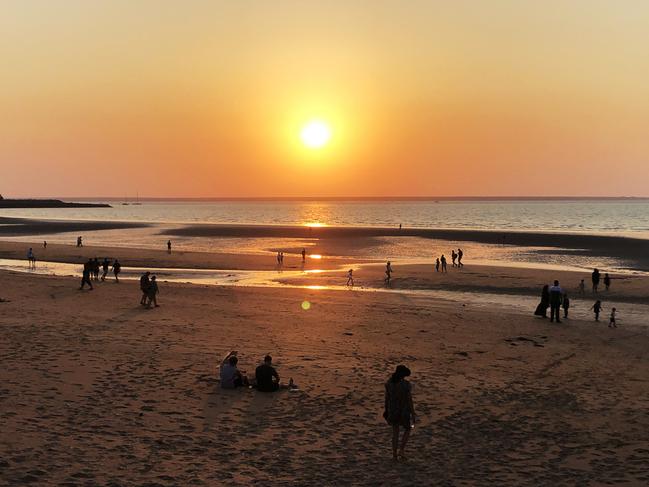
[1,243,648,485]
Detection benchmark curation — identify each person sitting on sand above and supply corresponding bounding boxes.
[255,355,280,392]
[383,365,415,462]
[347,269,354,287]
[534,284,550,318]
[220,351,248,389]
[609,307,617,328]
[112,259,121,283]
[146,275,159,308]
[140,271,151,306]
[591,300,602,321]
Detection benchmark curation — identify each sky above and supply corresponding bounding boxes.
[1,0,648,198]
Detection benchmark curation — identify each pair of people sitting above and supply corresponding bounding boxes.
[220,351,286,392]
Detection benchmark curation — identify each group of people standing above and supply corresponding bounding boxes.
[434,248,464,273]
[79,257,121,290]
[535,270,617,326]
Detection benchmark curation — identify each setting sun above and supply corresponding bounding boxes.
[300,120,331,149]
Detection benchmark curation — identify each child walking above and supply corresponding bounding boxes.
[609,307,617,328]
[591,300,602,321]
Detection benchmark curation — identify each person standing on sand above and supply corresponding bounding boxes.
[451,250,457,267]
[77,236,83,247]
[592,268,600,293]
[92,257,100,281]
[301,248,306,262]
[385,261,393,285]
[440,254,447,273]
[578,279,585,295]
[43,241,47,249]
[435,258,440,272]
[609,307,617,328]
[167,240,172,254]
[562,293,570,319]
[604,273,611,291]
[140,271,151,306]
[534,285,550,318]
[101,258,110,281]
[112,259,121,283]
[383,365,415,462]
[146,275,159,308]
[549,280,563,323]
[347,269,354,287]
[27,248,35,269]
[591,300,602,321]
[79,259,93,290]
[457,248,464,267]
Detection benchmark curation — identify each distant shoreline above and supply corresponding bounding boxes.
[0,199,110,209]
[21,196,649,202]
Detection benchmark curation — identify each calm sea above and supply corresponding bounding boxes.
[3,199,649,238]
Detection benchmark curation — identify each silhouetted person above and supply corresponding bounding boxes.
[77,236,83,247]
[92,257,100,281]
[146,275,159,308]
[435,258,440,272]
[383,365,415,462]
[399,223,402,231]
[220,352,248,389]
[140,271,151,305]
[101,258,110,281]
[609,307,617,328]
[562,293,570,319]
[347,269,354,287]
[385,261,393,285]
[604,273,611,291]
[451,250,457,267]
[440,254,447,272]
[255,355,280,392]
[457,248,464,267]
[79,259,93,290]
[112,259,121,282]
[578,279,585,295]
[549,280,563,323]
[301,248,306,262]
[167,240,172,254]
[43,241,47,249]
[591,300,602,321]
[27,248,35,269]
[534,285,550,318]
[592,268,600,293]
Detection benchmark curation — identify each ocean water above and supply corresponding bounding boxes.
[1,199,646,272]
[3,199,649,238]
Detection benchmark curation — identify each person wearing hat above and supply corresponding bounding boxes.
[383,364,416,461]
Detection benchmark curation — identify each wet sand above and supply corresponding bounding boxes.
[1,244,649,485]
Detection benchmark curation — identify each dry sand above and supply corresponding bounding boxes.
[1,246,649,485]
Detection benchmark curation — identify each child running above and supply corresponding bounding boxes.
[609,307,617,328]
[591,300,602,321]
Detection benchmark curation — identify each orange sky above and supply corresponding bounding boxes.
[1,1,648,198]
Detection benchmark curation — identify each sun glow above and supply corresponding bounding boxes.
[300,120,331,149]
